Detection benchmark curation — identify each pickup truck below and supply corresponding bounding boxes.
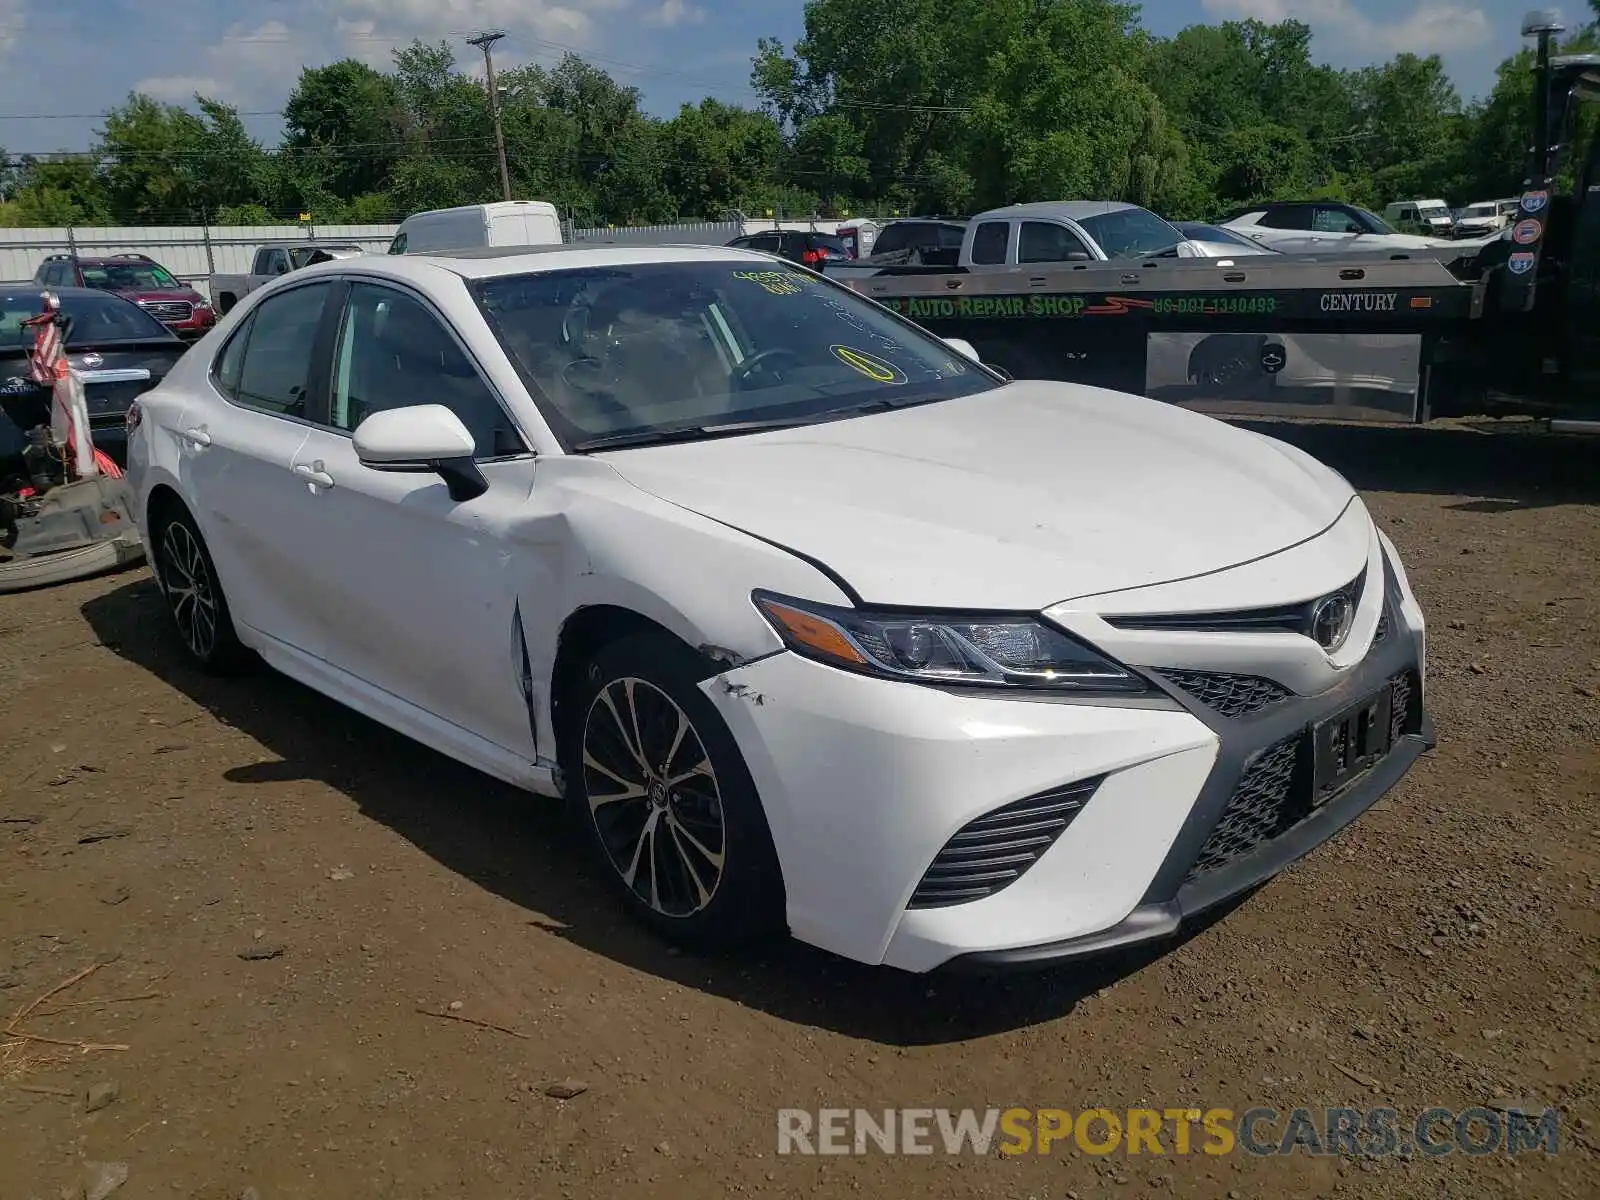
[823,201,1249,282]
[210,241,367,314]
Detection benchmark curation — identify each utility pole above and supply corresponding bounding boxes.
[467,29,513,202]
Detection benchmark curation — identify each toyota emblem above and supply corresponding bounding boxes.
[1310,593,1354,651]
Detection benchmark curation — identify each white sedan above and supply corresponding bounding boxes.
[123,245,1431,972]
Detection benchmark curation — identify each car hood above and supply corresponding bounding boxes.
[601,381,1355,609]
[121,288,204,304]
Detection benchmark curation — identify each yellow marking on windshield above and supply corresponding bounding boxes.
[732,270,809,296]
[830,344,907,384]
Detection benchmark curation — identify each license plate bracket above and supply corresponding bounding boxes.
[1311,685,1394,804]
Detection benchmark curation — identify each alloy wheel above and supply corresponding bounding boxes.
[581,677,727,918]
[159,521,218,661]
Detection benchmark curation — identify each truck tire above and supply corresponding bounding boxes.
[0,537,144,594]
[217,292,238,315]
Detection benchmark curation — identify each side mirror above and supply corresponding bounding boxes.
[1065,250,1091,262]
[942,336,983,364]
[353,404,488,502]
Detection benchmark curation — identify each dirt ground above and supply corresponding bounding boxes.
[1,418,1597,1200]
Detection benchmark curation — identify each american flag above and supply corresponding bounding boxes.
[21,292,121,479]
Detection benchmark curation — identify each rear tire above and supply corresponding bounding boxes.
[558,631,785,951]
[150,505,251,675]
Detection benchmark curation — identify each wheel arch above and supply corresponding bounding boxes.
[143,482,188,541]
[549,603,729,743]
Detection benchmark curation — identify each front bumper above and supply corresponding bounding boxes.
[947,708,1433,970]
[167,313,216,340]
[704,534,1429,973]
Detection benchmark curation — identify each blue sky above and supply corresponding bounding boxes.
[0,0,1566,155]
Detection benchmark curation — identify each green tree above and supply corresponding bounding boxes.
[1347,54,1464,200]
[660,100,784,218]
[282,60,404,201]
[4,156,111,225]
[95,93,269,223]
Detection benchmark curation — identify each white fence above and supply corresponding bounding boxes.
[0,216,861,301]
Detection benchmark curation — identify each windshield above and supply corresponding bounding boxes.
[470,261,1001,449]
[1417,203,1450,219]
[1462,204,1496,218]
[1076,207,1184,258]
[0,289,174,349]
[1354,207,1400,235]
[1176,223,1262,249]
[79,262,182,291]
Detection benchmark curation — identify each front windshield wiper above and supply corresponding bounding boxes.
[570,393,947,452]
[571,416,829,452]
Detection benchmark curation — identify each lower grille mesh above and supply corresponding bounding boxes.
[1184,669,1422,884]
[908,776,1103,909]
[1185,737,1302,880]
[1161,670,1293,718]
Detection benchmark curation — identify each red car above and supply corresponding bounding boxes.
[34,253,217,340]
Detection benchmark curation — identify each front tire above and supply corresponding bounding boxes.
[151,506,250,675]
[559,632,785,950]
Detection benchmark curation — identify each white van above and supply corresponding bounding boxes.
[1383,199,1453,237]
[387,201,564,254]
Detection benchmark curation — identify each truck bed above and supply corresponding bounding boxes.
[839,255,1477,425]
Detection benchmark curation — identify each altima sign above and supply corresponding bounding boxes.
[1319,292,1399,312]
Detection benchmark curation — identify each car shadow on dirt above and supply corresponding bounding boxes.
[81,575,1243,1047]
[1234,419,1600,508]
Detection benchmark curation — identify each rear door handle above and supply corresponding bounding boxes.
[182,427,211,447]
[294,463,335,489]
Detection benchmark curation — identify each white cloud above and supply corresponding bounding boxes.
[645,0,706,27]
[134,20,322,106]
[130,3,641,109]
[326,0,607,49]
[1201,0,1493,57]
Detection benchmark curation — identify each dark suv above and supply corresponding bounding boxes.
[727,230,854,267]
[34,253,216,340]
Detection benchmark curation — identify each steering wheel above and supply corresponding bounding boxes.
[730,347,803,390]
[559,357,633,420]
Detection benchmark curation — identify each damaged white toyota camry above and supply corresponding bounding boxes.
[124,244,1431,972]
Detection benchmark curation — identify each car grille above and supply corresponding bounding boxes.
[1106,565,1367,638]
[138,300,193,322]
[907,776,1103,909]
[1183,669,1421,884]
[1160,670,1293,718]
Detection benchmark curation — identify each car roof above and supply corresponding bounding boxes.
[970,200,1137,222]
[270,243,785,292]
[397,243,777,280]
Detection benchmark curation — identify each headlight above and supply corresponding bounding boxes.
[753,592,1146,693]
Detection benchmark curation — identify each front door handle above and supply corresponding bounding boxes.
[183,427,211,447]
[294,463,335,489]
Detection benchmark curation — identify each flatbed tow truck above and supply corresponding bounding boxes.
[832,13,1600,432]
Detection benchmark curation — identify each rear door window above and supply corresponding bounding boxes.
[969,222,1010,264]
[229,282,334,417]
[1258,205,1313,230]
